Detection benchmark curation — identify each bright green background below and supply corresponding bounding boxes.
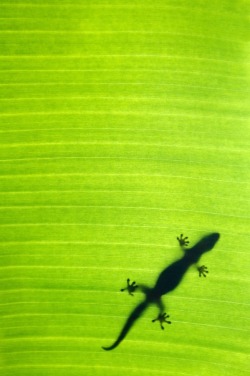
[0,1,249,375]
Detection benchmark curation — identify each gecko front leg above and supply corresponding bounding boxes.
[177,234,189,248]
[197,265,209,277]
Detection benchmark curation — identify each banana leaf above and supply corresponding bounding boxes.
[0,1,249,375]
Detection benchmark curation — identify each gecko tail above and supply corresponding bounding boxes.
[102,344,118,351]
[102,299,148,351]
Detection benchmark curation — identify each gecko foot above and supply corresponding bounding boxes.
[152,312,171,330]
[177,234,190,247]
[120,278,138,296]
[197,265,209,277]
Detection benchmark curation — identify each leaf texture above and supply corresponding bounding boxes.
[0,1,249,375]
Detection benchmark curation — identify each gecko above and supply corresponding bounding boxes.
[102,232,220,351]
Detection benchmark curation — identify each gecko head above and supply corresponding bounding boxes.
[198,233,220,252]
[186,233,220,262]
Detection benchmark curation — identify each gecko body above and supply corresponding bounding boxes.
[102,232,220,351]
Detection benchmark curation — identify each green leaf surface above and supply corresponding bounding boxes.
[0,1,249,375]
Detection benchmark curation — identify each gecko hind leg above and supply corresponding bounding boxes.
[120,278,138,296]
[152,299,171,330]
[152,312,171,330]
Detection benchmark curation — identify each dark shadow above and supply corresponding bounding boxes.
[102,233,220,351]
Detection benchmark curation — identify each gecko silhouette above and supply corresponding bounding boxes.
[102,232,220,351]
